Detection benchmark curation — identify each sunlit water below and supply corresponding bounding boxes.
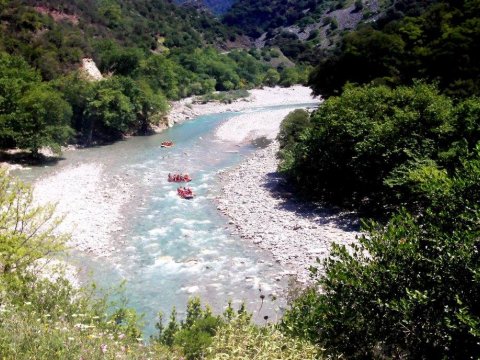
[17,104,316,335]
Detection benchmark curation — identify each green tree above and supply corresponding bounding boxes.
[279,67,299,87]
[263,68,280,86]
[283,83,466,213]
[0,170,67,279]
[0,52,40,148]
[137,55,183,99]
[277,109,311,171]
[83,79,135,144]
[14,85,73,155]
[283,161,480,358]
[116,77,169,133]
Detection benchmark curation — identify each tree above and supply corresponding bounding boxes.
[283,83,464,213]
[0,170,67,278]
[277,109,310,171]
[263,68,280,86]
[137,55,182,99]
[83,79,135,144]
[283,158,480,357]
[115,77,169,133]
[279,67,299,87]
[14,85,73,155]
[0,52,40,148]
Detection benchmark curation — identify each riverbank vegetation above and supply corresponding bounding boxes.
[276,0,480,357]
[0,0,309,155]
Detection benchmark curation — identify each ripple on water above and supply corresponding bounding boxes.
[171,218,212,227]
[148,227,169,236]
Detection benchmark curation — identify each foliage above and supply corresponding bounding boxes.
[14,84,73,155]
[155,297,226,360]
[0,52,73,153]
[282,161,480,357]
[263,68,280,87]
[279,66,312,87]
[198,89,249,104]
[280,53,480,358]
[155,298,321,360]
[0,0,232,79]
[0,170,66,280]
[208,315,320,359]
[83,79,135,144]
[277,109,311,172]
[223,0,326,38]
[309,0,480,98]
[280,83,480,214]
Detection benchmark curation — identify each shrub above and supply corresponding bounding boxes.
[283,83,480,215]
[209,316,320,359]
[282,147,480,358]
[277,109,311,171]
[0,170,67,279]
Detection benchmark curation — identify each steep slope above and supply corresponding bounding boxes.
[223,0,325,38]
[222,0,441,64]
[174,0,236,14]
[0,0,232,79]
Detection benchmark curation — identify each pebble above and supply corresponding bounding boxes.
[217,141,360,284]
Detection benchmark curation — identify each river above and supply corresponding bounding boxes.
[18,103,315,335]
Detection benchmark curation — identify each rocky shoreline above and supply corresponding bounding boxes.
[166,85,320,127]
[33,163,132,257]
[216,141,360,284]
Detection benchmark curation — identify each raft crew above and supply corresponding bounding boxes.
[177,186,194,199]
[168,173,192,182]
[161,141,174,148]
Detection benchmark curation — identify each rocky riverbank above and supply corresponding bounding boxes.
[167,85,319,126]
[33,163,132,257]
[217,141,360,284]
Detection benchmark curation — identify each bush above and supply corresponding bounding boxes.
[283,83,480,215]
[277,109,311,171]
[209,316,320,359]
[0,170,67,279]
[156,298,322,360]
[282,139,480,359]
[283,206,480,358]
[155,298,227,360]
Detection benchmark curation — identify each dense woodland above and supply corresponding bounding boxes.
[309,0,480,98]
[1,0,480,358]
[0,0,308,154]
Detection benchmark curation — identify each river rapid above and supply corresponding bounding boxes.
[18,104,315,335]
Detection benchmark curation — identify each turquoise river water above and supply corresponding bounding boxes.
[18,104,315,335]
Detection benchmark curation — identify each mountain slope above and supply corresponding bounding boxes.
[174,0,236,14]
[223,0,325,38]
[221,0,442,64]
[0,0,232,79]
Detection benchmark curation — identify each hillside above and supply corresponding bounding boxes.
[0,0,233,79]
[0,0,313,154]
[222,0,441,63]
[174,0,236,14]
